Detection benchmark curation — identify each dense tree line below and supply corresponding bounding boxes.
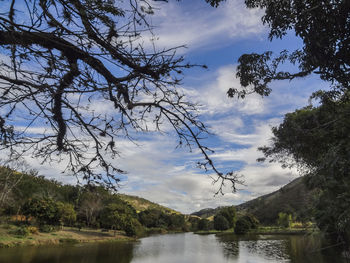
[0,168,189,236]
[0,168,262,236]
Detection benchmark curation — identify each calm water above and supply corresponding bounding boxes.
[0,233,345,263]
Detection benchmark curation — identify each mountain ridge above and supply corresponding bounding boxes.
[191,177,314,224]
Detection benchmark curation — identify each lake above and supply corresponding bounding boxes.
[0,232,345,263]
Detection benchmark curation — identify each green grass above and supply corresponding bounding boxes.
[194,226,318,236]
[0,224,135,248]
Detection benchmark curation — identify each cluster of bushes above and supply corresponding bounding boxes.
[213,207,237,231]
[235,214,259,234]
[139,209,186,231]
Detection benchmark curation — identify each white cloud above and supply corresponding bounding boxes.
[184,64,267,116]
[147,0,265,53]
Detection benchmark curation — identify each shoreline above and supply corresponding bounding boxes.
[0,226,136,248]
[194,227,317,236]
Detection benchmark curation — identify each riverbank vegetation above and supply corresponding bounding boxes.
[0,225,134,248]
[0,167,193,247]
[0,167,320,248]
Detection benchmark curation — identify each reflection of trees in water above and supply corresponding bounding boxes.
[221,240,239,259]
[217,234,290,261]
[242,239,289,261]
[215,234,239,259]
[0,242,134,263]
[288,234,346,263]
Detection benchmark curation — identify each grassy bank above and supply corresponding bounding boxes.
[194,226,317,236]
[249,226,318,235]
[0,225,135,248]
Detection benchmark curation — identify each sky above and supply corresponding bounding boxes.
[2,0,329,214]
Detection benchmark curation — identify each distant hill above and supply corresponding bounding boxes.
[191,177,315,225]
[191,208,219,218]
[118,194,179,214]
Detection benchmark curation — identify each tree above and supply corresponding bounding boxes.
[100,203,129,233]
[225,0,350,99]
[22,197,60,225]
[277,212,292,228]
[258,93,350,245]
[0,159,36,213]
[241,213,259,229]
[0,166,22,212]
[168,214,185,230]
[138,208,168,228]
[235,217,251,235]
[198,218,210,231]
[57,201,76,226]
[216,206,237,229]
[99,201,138,235]
[78,187,104,227]
[0,0,240,192]
[214,214,229,231]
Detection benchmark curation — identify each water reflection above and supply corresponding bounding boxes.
[0,233,346,263]
[0,242,134,263]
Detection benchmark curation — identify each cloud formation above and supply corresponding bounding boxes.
[148,0,265,53]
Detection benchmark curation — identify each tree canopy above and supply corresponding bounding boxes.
[258,93,350,244]
[227,0,350,98]
[0,0,241,192]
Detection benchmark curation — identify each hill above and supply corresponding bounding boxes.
[191,177,315,225]
[191,208,219,219]
[117,194,179,214]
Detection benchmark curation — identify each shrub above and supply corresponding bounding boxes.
[217,207,237,229]
[9,226,30,236]
[291,221,303,228]
[27,226,39,234]
[39,224,55,233]
[124,219,144,237]
[242,214,259,229]
[198,218,210,231]
[27,226,39,235]
[277,212,292,228]
[214,215,229,231]
[235,218,251,235]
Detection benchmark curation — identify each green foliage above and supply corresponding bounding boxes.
[216,206,237,228]
[27,226,38,235]
[229,1,350,246]
[39,224,56,233]
[124,218,144,237]
[277,212,292,228]
[0,170,188,236]
[9,226,30,237]
[188,216,201,231]
[260,95,350,243]
[168,214,185,230]
[198,218,210,231]
[230,0,350,99]
[100,202,136,231]
[235,218,251,235]
[138,209,168,228]
[241,214,259,229]
[214,214,229,231]
[57,202,76,226]
[22,198,60,226]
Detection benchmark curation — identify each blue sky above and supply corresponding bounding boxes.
[3,0,329,213]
